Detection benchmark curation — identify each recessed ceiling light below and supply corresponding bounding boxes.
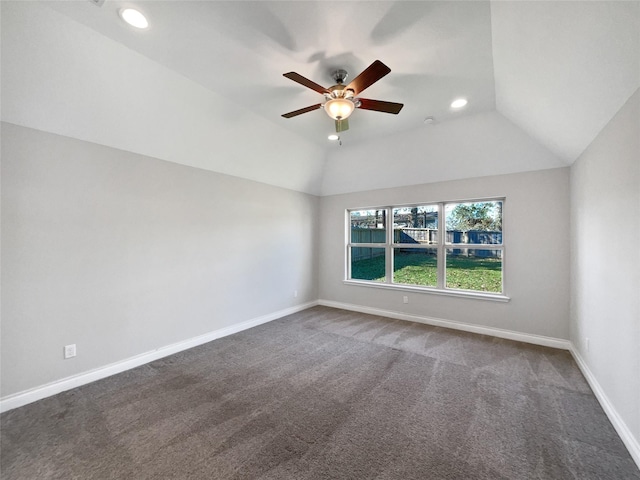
[451,98,468,109]
[119,8,148,29]
[328,134,340,141]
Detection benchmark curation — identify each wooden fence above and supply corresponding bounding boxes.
[351,228,502,262]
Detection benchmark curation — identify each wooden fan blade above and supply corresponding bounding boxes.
[281,104,322,118]
[345,60,391,95]
[335,118,349,132]
[357,98,404,114]
[283,72,330,94]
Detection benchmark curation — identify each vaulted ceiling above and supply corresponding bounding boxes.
[2,1,638,195]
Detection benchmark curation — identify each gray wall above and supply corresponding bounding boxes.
[1,2,326,195]
[318,168,571,339]
[1,123,319,397]
[570,89,640,447]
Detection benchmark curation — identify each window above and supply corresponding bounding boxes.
[392,205,438,287]
[346,200,504,298]
[349,209,387,283]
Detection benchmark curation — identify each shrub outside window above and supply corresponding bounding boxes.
[347,200,504,296]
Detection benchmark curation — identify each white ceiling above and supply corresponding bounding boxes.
[492,1,639,162]
[46,0,498,148]
[2,1,639,195]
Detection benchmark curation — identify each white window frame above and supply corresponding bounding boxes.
[345,199,508,302]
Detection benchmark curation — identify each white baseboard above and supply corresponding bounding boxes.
[318,299,572,350]
[0,301,318,413]
[569,346,640,470]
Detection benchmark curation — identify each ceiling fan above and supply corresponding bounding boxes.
[281,60,403,133]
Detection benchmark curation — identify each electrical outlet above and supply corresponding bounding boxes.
[64,344,76,359]
[403,296,409,304]
[294,290,298,298]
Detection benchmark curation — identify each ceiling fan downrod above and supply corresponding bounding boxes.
[331,69,348,85]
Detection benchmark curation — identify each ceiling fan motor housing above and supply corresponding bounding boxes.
[326,85,355,100]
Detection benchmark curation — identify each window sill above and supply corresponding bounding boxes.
[342,280,510,302]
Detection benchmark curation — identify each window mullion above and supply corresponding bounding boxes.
[437,202,445,289]
[346,209,351,280]
[386,207,393,284]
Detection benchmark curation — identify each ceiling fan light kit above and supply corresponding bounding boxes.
[324,97,355,120]
[282,60,404,133]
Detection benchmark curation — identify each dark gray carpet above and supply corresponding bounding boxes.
[1,306,638,479]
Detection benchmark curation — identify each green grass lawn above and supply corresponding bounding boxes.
[351,251,502,293]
